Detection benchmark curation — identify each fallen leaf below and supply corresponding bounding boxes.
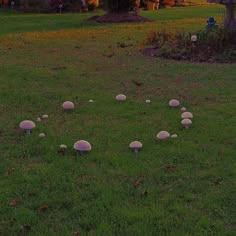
[73,232,80,236]
[38,205,49,212]
[134,179,143,188]
[10,198,18,206]
[6,168,15,176]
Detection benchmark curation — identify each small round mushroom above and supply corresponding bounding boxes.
[156,131,170,140]
[60,144,67,150]
[88,99,94,103]
[171,134,178,138]
[191,35,197,42]
[116,94,126,102]
[36,117,42,122]
[129,141,143,155]
[19,120,36,134]
[42,114,48,119]
[74,140,91,154]
[62,101,75,111]
[145,99,151,104]
[181,111,193,119]
[169,99,180,108]
[181,118,192,129]
[39,133,46,138]
[181,107,187,112]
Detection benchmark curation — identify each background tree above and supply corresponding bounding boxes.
[207,0,236,31]
[105,0,136,12]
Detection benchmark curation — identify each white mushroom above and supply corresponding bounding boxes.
[156,131,170,140]
[74,140,91,154]
[116,94,126,102]
[88,99,94,103]
[169,99,180,108]
[39,133,46,138]
[181,119,192,129]
[36,117,41,122]
[180,107,187,112]
[145,99,151,104]
[19,120,36,134]
[191,35,197,42]
[62,101,75,111]
[60,144,67,150]
[181,112,193,119]
[42,114,48,119]
[129,141,143,155]
[171,134,178,138]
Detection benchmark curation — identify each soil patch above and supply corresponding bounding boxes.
[88,12,152,23]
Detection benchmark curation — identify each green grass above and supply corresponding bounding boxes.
[0,6,236,236]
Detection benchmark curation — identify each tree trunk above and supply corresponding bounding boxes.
[224,3,236,31]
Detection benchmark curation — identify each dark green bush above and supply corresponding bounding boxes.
[144,27,236,62]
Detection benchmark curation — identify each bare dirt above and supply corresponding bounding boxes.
[88,12,152,23]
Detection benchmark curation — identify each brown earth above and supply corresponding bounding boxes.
[88,12,152,23]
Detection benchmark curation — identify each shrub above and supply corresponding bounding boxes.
[144,27,236,62]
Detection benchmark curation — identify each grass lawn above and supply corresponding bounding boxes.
[0,5,235,236]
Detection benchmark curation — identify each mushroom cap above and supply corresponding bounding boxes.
[181,107,187,112]
[74,140,91,152]
[181,112,193,119]
[116,94,126,101]
[129,141,143,150]
[62,101,75,110]
[169,99,180,108]
[60,144,67,149]
[171,134,178,138]
[39,133,46,138]
[191,35,197,42]
[181,118,192,126]
[19,120,36,130]
[89,99,94,103]
[42,114,48,119]
[36,117,42,122]
[156,131,170,140]
[146,99,151,104]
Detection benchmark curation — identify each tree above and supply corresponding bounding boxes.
[207,0,236,31]
[105,0,136,12]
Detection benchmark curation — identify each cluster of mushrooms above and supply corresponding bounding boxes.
[19,95,193,155]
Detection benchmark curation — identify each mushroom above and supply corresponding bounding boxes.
[74,140,91,154]
[19,120,36,134]
[156,131,170,140]
[88,99,94,103]
[42,114,48,119]
[146,99,151,104]
[58,144,67,155]
[129,141,143,155]
[171,134,178,138]
[181,107,187,112]
[36,117,42,122]
[62,101,75,111]
[60,144,67,150]
[116,94,126,102]
[181,119,192,129]
[181,112,193,119]
[169,99,180,108]
[39,133,46,138]
[191,35,197,42]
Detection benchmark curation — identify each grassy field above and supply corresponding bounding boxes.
[0,5,235,236]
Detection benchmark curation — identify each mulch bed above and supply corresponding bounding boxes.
[88,12,152,23]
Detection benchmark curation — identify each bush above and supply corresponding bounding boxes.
[144,27,236,62]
